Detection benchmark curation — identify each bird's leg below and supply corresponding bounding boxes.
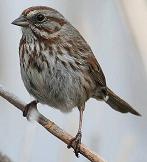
[23,100,38,118]
[67,104,85,158]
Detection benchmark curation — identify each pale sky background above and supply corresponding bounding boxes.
[0,1,146,162]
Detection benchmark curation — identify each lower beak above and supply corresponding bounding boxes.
[12,16,29,27]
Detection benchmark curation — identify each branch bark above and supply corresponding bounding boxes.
[0,84,106,162]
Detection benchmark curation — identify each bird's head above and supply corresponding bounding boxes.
[12,6,67,39]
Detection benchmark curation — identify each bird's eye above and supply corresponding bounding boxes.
[36,14,45,22]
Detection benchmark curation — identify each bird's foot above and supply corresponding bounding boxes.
[23,100,38,120]
[67,131,82,158]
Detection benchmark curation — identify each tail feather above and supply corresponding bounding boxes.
[106,88,141,116]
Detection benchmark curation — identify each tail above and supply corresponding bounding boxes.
[105,88,141,116]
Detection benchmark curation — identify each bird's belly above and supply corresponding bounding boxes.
[20,64,86,112]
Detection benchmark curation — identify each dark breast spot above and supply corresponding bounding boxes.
[57,46,63,55]
[32,62,43,73]
[63,45,71,53]
[69,62,77,71]
[48,46,53,55]
[61,60,68,69]
[29,80,37,90]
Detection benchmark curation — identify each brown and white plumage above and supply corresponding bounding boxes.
[12,6,141,157]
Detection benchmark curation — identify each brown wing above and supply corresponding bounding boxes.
[73,31,106,87]
[86,54,106,87]
[64,29,106,87]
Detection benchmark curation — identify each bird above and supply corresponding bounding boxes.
[12,6,141,157]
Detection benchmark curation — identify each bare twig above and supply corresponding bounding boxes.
[0,152,12,162]
[0,84,106,162]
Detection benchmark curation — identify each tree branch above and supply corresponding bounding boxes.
[0,84,106,162]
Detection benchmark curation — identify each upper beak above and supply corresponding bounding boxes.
[12,16,29,27]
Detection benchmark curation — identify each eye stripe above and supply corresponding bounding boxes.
[46,16,66,26]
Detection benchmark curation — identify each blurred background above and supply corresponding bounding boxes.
[0,0,146,162]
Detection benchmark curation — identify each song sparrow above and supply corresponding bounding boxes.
[12,6,141,157]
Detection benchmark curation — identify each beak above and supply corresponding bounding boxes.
[12,16,29,27]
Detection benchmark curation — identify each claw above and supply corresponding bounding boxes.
[67,132,82,158]
[23,100,38,119]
